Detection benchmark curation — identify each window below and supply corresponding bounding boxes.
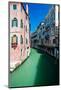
[26,38,28,44]
[20,35,23,44]
[43,31,45,35]
[40,27,42,30]
[21,19,23,28]
[11,35,18,49]
[26,26,27,32]
[43,26,44,29]
[21,49,22,56]
[39,35,41,39]
[21,5,22,12]
[26,15,27,20]
[53,39,56,44]
[45,34,49,40]
[27,47,29,49]
[12,18,18,27]
[13,4,17,10]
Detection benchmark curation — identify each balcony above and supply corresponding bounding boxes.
[11,43,17,49]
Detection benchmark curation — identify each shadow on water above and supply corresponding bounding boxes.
[34,49,59,86]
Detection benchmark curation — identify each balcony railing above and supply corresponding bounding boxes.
[11,43,17,49]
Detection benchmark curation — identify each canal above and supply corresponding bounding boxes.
[9,48,59,87]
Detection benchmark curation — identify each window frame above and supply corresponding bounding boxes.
[21,19,23,28]
[13,4,17,10]
[12,18,18,27]
[20,35,23,44]
[11,35,18,49]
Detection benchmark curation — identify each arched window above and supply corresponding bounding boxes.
[21,19,23,28]
[12,18,18,27]
[11,35,18,49]
[20,35,23,44]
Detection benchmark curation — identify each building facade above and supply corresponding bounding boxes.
[31,5,59,59]
[9,2,30,71]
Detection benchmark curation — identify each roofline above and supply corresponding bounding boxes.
[21,3,28,16]
[9,1,28,16]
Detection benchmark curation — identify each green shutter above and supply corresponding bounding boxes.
[21,19,23,28]
[16,19,18,27]
[12,18,18,27]
[12,20,13,27]
[20,35,23,44]
[13,5,17,10]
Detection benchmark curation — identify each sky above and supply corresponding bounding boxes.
[24,3,52,33]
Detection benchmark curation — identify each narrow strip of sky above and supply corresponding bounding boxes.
[24,3,52,32]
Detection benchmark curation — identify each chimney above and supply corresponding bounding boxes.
[26,4,28,14]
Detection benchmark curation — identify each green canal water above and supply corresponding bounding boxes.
[9,48,59,87]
